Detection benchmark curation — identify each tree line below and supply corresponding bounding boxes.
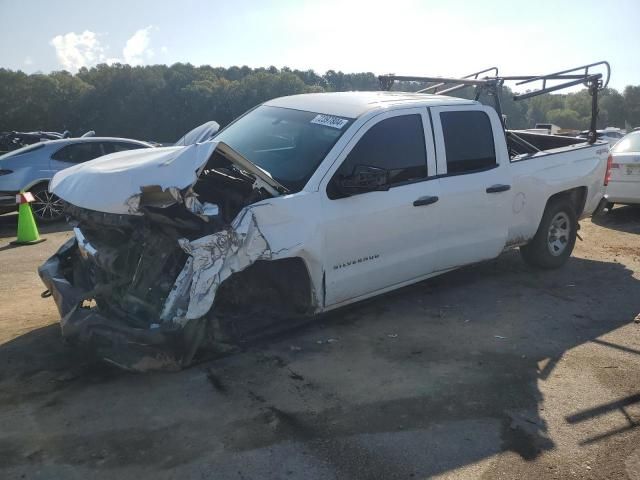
[1,63,638,142]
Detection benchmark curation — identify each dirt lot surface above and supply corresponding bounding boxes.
[1,208,639,479]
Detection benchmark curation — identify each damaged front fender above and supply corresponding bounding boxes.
[162,206,272,324]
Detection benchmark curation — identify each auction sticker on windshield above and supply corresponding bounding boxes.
[311,114,349,129]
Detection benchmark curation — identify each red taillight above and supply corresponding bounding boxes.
[604,154,613,186]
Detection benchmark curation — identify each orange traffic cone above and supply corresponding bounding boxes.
[10,192,46,246]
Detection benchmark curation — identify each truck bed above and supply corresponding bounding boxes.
[505,139,609,246]
[507,130,585,158]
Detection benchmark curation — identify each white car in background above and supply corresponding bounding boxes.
[602,131,640,209]
[578,129,625,146]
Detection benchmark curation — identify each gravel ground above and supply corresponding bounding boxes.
[0,207,639,480]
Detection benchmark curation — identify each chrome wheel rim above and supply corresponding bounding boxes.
[547,212,571,256]
[32,190,64,220]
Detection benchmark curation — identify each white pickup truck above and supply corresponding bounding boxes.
[39,90,611,371]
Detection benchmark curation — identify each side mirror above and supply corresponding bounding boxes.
[337,165,390,195]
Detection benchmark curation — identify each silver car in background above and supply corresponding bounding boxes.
[0,137,152,222]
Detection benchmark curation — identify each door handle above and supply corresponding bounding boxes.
[413,195,439,207]
[486,184,511,193]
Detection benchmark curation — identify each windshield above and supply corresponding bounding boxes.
[612,132,640,153]
[0,142,45,161]
[214,105,353,192]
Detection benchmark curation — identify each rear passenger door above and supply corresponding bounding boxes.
[430,105,512,271]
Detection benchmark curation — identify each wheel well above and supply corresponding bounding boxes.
[214,257,314,316]
[546,187,587,217]
[25,180,50,192]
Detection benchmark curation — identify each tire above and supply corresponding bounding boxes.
[592,198,609,217]
[520,198,577,269]
[29,183,65,223]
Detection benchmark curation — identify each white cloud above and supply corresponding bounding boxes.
[24,56,33,66]
[50,26,157,71]
[49,30,107,72]
[160,46,169,54]
[123,26,154,65]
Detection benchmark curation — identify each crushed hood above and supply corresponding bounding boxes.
[50,141,287,215]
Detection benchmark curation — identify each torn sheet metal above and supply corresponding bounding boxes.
[161,206,272,325]
[38,238,190,371]
[39,137,292,371]
[38,204,277,371]
[126,185,184,214]
[183,192,220,222]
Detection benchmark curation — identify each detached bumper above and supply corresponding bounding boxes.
[37,238,204,372]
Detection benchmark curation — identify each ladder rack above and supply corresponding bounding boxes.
[378,61,611,143]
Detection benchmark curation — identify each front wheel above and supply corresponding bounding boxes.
[30,184,65,223]
[520,199,577,269]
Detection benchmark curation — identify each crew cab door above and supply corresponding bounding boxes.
[320,109,441,307]
[429,105,511,270]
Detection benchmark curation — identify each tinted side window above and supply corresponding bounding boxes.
[337,114,427,185]
[440,111,496,174]
[111,142,147,153]
[51,143,103,163]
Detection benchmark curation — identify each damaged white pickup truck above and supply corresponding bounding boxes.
[39,67,612,371]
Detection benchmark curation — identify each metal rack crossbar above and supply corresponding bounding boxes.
[416,67,499,95]
[378,61,611,143]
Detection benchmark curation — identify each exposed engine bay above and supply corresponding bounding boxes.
[39,143,312,372]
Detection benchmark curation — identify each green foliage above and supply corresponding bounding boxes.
[0,64,638,142]
[546,109,582,130]
[623,86,640,128]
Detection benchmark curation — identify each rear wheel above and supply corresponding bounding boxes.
[520,198,577,269]
[30,183,65,223]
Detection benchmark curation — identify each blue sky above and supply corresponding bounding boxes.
[0,0,638,90]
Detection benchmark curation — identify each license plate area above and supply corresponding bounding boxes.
[625,164,640,176]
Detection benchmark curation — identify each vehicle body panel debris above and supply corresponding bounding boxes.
[162,207,272,324]
[39,140,294,371]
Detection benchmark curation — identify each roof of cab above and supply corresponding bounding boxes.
[264,91,477,118]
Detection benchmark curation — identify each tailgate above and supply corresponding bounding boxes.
[611,153,640,181]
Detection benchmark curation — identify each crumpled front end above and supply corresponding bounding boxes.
[39,142,280,371]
